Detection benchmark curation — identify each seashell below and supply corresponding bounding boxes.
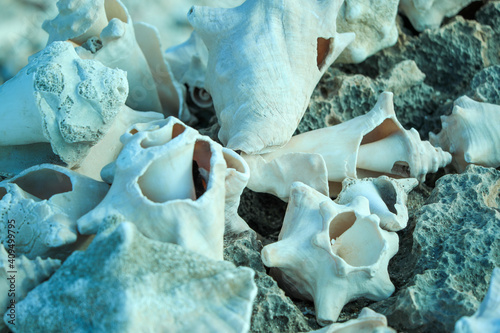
[0,41,162,179]
[8,221,257,333]
[243,92,451,198]
[44,0,190,121]
[0,246,61,332]
[0,164,109,260]
[336,0,399,64]
[222,148,251,235]
[399,0,479,32]
[336,176,418,232]
[188,0,355,154]
[261,182,398,325]
[78,117,227,261]
[310,307,396,333]
[165,31,213,109]
[454,267,500,333]
[429,96,500,172]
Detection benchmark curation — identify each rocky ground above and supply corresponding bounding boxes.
[0,1,499,332]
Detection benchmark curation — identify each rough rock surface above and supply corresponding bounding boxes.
[223,230,317,332]
[299,60,439,137]
[469,65,500,105]
[371,165,500,332]
[9,220,257,332]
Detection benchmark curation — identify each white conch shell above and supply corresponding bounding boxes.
[44,0,189,120]
[0,164,109,260]
[188,0,355,154]
[261,182,398,325]
[222,148,251,234]
[429,96,500,172]
[336,176,418,231]
[165,31,213,109]
[243,92,451,199]
[78,117,227,261]
[399,0,479,32]
[0,41,162,179]
[0,246,61,332]
[454,268,500,333]
[336,0,399,64]
[310,308,396,333]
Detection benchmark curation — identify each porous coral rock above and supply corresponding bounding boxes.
[469,65,500,105]
[224,230,316,332]
[8,220,257,333]
[371,165,500,332]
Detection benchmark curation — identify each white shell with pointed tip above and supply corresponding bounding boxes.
[336,176,418,231]
[244,92,451,198]
[429,96,500,172]
[78,117,227,261]
[336,0,399,64]
[399,0,479,32]
[455,268,500,333]
[0,164,109,260]
[311,307,396,333]
[261,182,398,325]
[0,246,61,332]
[188,0,355,154]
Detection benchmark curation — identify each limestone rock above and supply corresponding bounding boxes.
[9,221,257,333]
[224,230,316,332]
[469,65,500,105]
[371,165,500,332]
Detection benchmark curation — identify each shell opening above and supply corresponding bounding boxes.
[140,123,186,148]
[104,0,128,23]
[375,180,398,214]
[330,213,384,267]
[193,140,212,199]
[317,38,332,71]
[13,169,73,200]
[0,187,7,200]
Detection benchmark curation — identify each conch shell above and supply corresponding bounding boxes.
[336,176,418,231]
[261,182,398,325]
[43,0,190,121]
[0,164,109,260]
[188,0,355,154]
[399,0,479,32]
[336,0,399,64]
[429,96,500,172]
[311,308,396,333]
[243,92,451,199]
[78,117,227,261]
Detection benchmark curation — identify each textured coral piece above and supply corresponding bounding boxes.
[7,221,257,332]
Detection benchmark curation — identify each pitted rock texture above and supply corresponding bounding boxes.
[469,65,500,105]
[223,230,317,332]
[9,221,257,333]
[371,165,500,332]
[300,60,439,138]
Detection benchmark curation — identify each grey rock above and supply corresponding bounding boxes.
[8,221,257,333]
[476,1,500,34]
[224,230,317,332]
[300,60,440,138]
[371,165,500,332]
[469,65,500,105]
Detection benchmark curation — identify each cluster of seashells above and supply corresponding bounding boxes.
[0,0,499,332]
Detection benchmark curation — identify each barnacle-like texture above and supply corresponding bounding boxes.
[244,92,451,199]
[0,164,109,260]
[0,246,61,331]
[399,0,480,32]
[261,182,398,325]
[336,176,418,231]
[336,0,399,64]
[430,96,500,172]
[7,221,257,332]
[44,0,189,121]
[188,0,355,154]
[78,117,227,260]
[455,268,500,333]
